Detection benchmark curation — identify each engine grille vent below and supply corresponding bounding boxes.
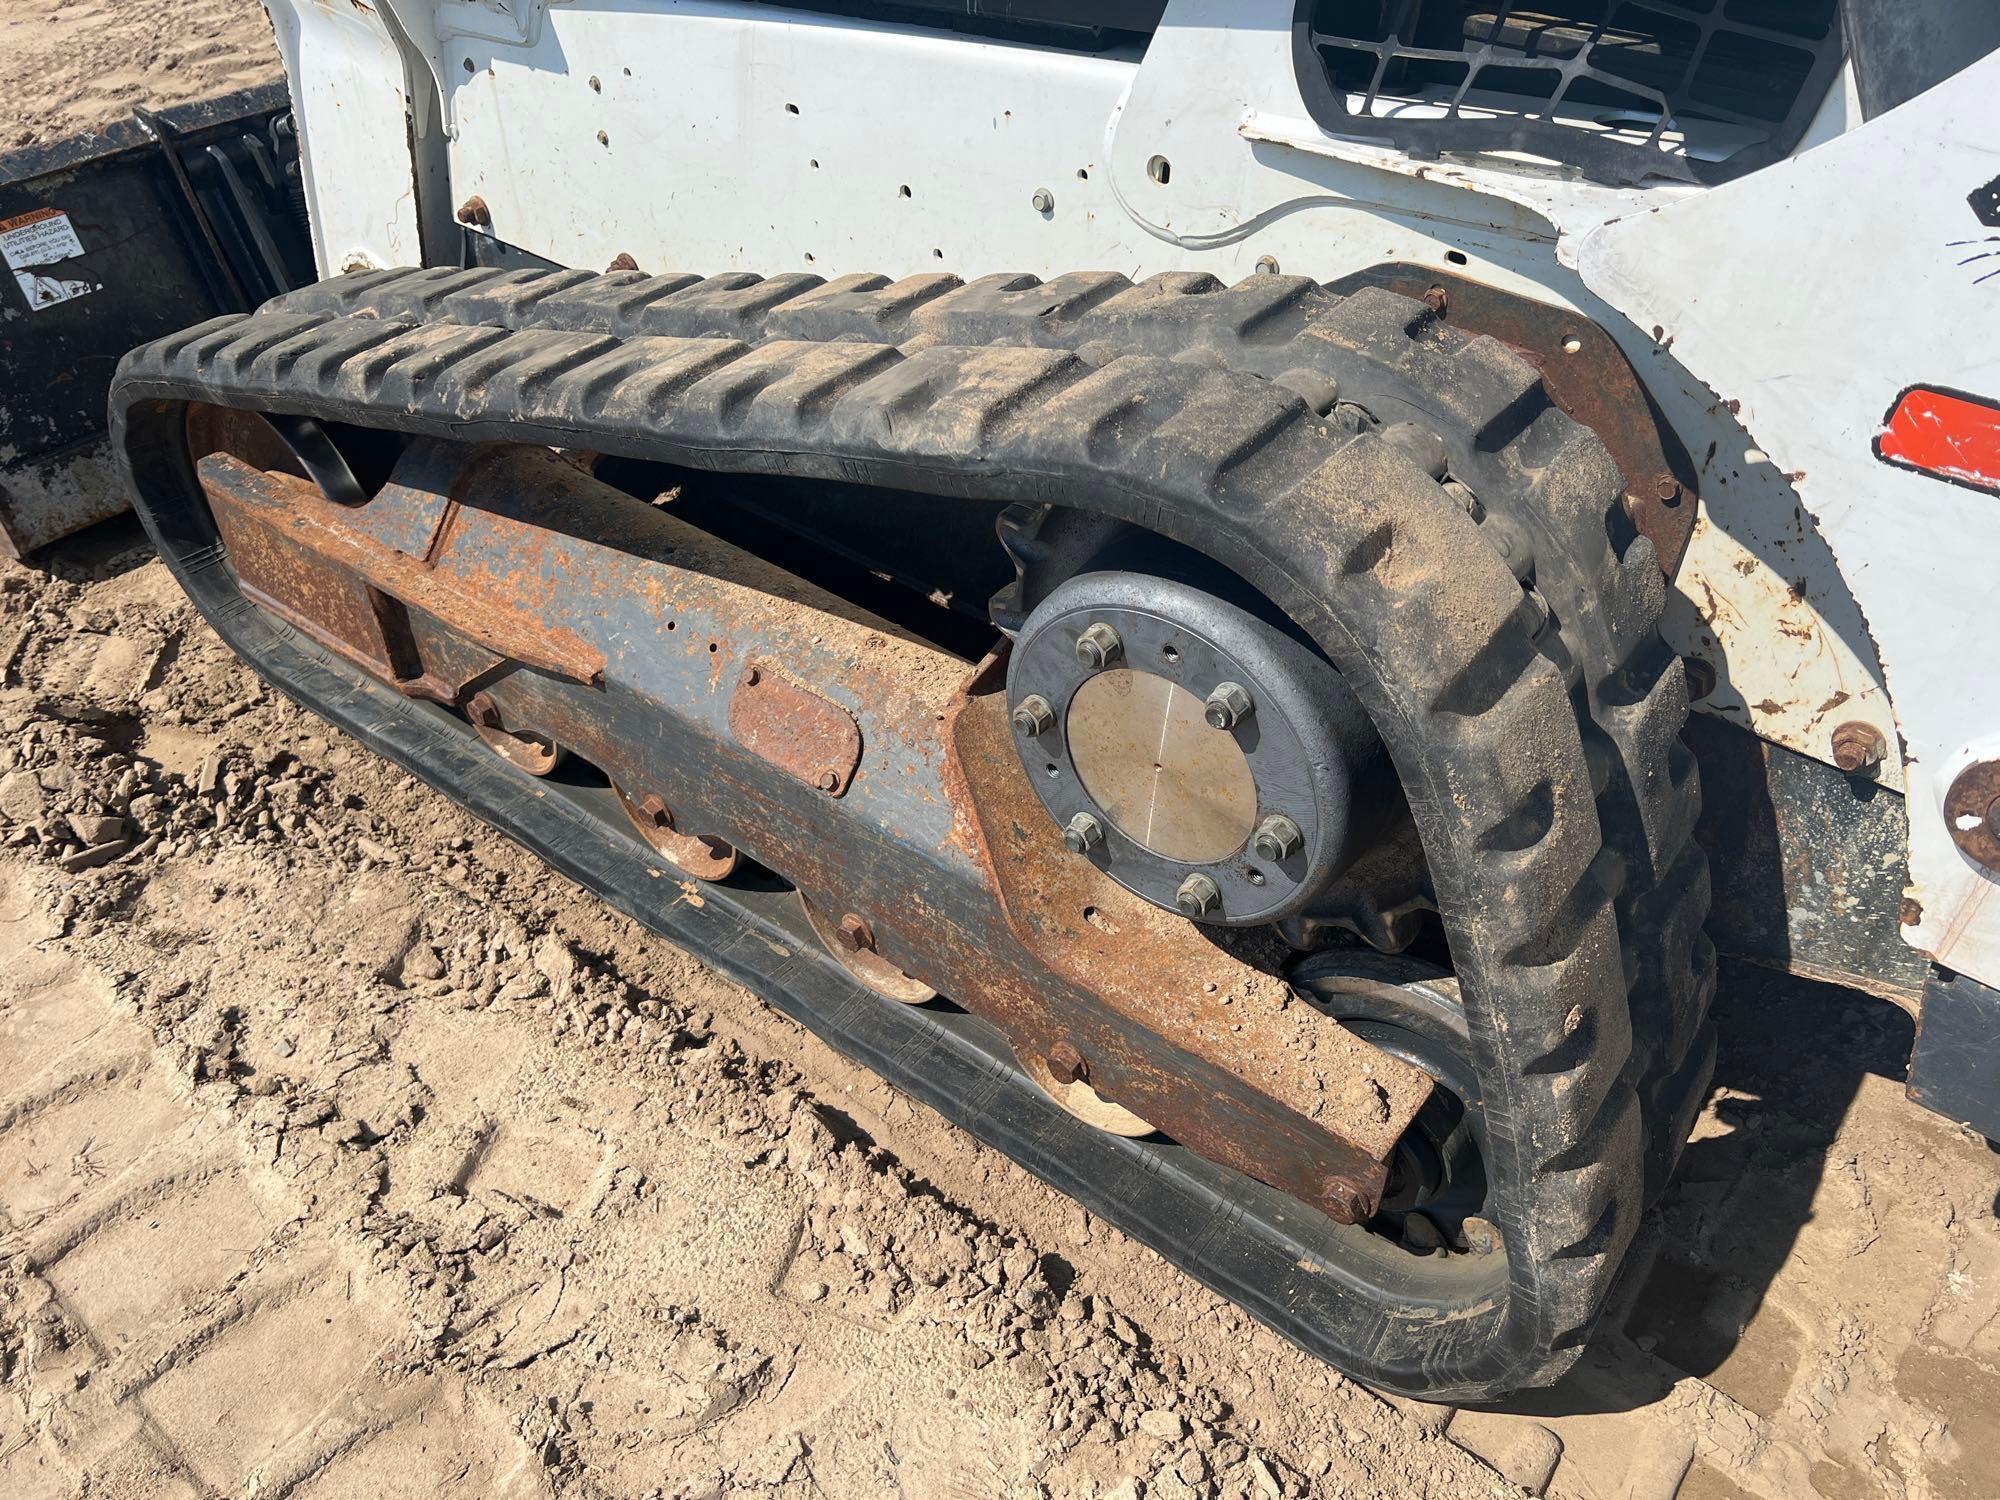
[1293,1,1845,185]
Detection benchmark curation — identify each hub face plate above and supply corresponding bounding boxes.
[1007,572,1370,926]
[1066,668,1258,864]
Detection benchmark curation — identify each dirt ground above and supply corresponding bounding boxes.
[0,521,1995,1500]
[2,3,1998,1493]
[0,0,280,151]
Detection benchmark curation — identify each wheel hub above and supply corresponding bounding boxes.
[1006,571,1379,926]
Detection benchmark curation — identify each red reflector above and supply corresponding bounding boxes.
[1875,386,2000,496]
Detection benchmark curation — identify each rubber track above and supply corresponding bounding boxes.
[112,264,1712,1396]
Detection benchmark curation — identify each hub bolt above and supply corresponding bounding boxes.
[834,914,875,953]
[637,794,674,830]
[1203,681,1253,731]
[1011,694,1056,737]
[1251,814,1303,862]
[1074,622,1123,671]
[1062,812,1106,854]
[1175,872,1221,918]
[1047,1040,1087,1085]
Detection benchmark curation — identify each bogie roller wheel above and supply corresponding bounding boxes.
[464,691,564,778]
[799,894,935,1004]
[1290,950,1491,1260]
[612,782,738,880]
[1017,1044,1156,1138]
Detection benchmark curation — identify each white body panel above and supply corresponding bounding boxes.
[265,0,425,273]
[1580,54,2000,984]
[259,0,1997,985]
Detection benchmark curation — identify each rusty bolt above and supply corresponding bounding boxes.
[1682,656,1717,702]
[464,691,501,729]
[455,195,491,228]
[1655,474,1684,505]
[1074,622,1122,671]
[816,770,840,792]
[1251,814,1302,862]
[1423,284,1448,316]
[1203,681,1253,731]
[1011,694,1056,737]
[1046,1040,1088,1086]
[1175,872,1221,918]
[1320,1175,1371,1226]
[1255,254,1281,275]
[1062,811,1106,855]
[834,914,875,954]
[636,793,673,830]
[1830,721,1887,775]
[606,252,639,272]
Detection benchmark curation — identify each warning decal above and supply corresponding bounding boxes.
[0,207,97,311]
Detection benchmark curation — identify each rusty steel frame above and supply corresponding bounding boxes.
[192,433,1434,1223]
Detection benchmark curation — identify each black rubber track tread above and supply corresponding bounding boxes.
[113,264,1712,1396]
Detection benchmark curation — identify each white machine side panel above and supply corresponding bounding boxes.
[1582,54,2000,985]
[265,0,425,274]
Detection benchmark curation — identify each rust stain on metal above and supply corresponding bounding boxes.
[1830,720,1886,775]
[194,455,606,687]
[1944,758,2000,874]
[729,663,862,796]
[1331,265,1701,575]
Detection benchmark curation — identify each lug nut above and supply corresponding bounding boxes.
[1062,812,1106,854]
[1074,622,1122,670]
[1202,681,1253,731]
[1047,1039,1087,1085]
[1251,814,1302,862]
[1011,694,1055,737]
[1175,872,1221,918]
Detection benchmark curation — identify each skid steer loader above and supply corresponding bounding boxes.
[102,1,2000,1399]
